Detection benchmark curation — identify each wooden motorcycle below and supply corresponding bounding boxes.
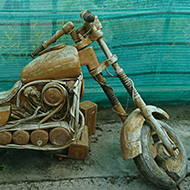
[0,10,187,189]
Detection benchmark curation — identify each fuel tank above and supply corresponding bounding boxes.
[20,45,81,84]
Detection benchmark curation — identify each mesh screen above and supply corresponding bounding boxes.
[1,0,190,106]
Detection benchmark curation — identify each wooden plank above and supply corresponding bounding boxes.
[79,101,97,135]
[68,125,88,160]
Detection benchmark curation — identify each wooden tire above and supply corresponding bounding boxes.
[134,121,187,189]
[31,130,48,147]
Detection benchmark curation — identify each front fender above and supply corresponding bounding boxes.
[120,105,169,160]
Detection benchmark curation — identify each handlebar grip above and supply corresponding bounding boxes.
[30,44,45,58]
[80,10,95,23]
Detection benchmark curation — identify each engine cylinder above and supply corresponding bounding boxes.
[42,82,67,107]
[0,132,12,145]
[50,127,71,145]
[31,130,48,147]
[13,130,29,145]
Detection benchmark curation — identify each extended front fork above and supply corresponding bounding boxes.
[95,37,178,158]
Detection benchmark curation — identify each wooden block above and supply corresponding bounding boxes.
[79,101,97,135]
[68,125,88,160]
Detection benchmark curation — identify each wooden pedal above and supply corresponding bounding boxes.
[68,125,88,160]
[79,101,97,136]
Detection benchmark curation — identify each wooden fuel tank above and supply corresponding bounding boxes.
[20,45,81,84]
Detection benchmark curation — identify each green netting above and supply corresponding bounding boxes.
[1,0,190,107]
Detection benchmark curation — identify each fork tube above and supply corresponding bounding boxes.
[95,73,127,122]
[97,37,177,157]
[97,37,112,58]
[97,37,134,97]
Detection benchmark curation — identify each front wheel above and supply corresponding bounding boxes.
[134,120,187,189]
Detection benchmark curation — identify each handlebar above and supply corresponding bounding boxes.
[30,22,75,58]
[80,10,95,23]
[30,44,45,58]
[30,10,95,58]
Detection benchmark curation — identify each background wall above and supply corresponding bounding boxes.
[1,0,190,107]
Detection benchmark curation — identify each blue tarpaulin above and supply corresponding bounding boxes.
[1,0,190,107]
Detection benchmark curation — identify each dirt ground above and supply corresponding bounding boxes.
[0,105,189,190]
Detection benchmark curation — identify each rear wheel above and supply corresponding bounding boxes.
[134,120,187,189]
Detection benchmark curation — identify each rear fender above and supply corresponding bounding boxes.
[120,105,169,160]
